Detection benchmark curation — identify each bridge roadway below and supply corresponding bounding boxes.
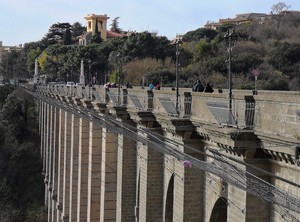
[29,84,300,222]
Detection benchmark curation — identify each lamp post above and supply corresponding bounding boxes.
[224,30,238,113]
[88,60,92,86]
[175,39,182,113]
[116,53,121,106]
[252,68,260,95]
[88,59,92,99]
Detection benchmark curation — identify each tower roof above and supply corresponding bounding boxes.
[84,14,110,21]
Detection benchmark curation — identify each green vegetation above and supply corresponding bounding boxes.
[1,3,300,90]
[0,89,46,222]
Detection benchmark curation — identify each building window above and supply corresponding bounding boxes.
[88,21,91,29]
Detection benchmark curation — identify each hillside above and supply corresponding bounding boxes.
[1,10,300,91]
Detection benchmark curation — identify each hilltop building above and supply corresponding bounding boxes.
[205,13,267,30]
[0,41,22,81]
[79,14,125,45]
[0,41,22,63]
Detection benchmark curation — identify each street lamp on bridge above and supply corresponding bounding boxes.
[175,38,182,113]
[224,30,238,114]
[88,59,92,86]
[116,53,121,106]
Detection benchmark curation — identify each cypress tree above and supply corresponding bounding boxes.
[91,18,102,44]
[63,27,72,45]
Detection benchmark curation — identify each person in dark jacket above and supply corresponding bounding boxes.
[192,79,204,92]
[205,83,214,93]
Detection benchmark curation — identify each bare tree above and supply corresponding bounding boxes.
[271,2,291,28]
[271,2,290,14]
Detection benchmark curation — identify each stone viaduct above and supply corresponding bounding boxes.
[31,84,300,222]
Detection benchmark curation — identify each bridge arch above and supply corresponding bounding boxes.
[209,197,227,222]
[165,174,174,222]
[135,168,141,221]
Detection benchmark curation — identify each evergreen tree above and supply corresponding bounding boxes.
[63,27,72,45]
[72,22,86,43]
[110,17,122,33]
[0,90,46,221]
[91,19,103,44]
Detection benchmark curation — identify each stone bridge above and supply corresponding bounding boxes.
[30,85,300,222]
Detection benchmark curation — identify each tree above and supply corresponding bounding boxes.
[271,2,290,14]
[0,90,46,221]
[194,39,215,62]
[110,17,122,33]
[183,28,218,42]
[63,27,72,45]
[267,41,300,74]
[271,2,291,28]
[91,19,103,44]
[0,50,21,80]
[27,47,42,77]
[43,22,72,45]
[72,22,86,42]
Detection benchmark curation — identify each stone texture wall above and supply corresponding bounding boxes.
[37,88,300,222]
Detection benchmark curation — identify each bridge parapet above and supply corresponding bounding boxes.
[35,84,299,143]
[254,91,300,141]
[36,85,256,130]
[31,84,300,221]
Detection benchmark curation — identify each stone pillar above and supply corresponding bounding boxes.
[227,183,246,222]
[77,118,90,221]
[51,106,59,222]
[56,108,65,222]
[87,122,102,222]
[47,104,53,222]
[172,155,204,222]
[116,131,137,221]
[122,89,128,106]
[245,157,271,221]
[34,58,39,83]
[39,100,42,135]
[100,127,118,221]
[136,130,164,222]
[62,111,72,221]
[43,102,48,207]
[69,114,80,222]
[43,103,50,211]
[181,140,204,222]
[40,101,45,170]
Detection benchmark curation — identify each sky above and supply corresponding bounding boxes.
[1,0,300,46]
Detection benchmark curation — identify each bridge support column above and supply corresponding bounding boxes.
[69,114,80,222]
[136,129,164,222]
[204,149,247,222]
[245,154,271,221]
[163,137,204,222]
[41,101,46,173]
[116,129,137,221]
[77,118,90,221]
[56,108,65,222]
[43,102,50,220]
[47,104,54,222]
[100,127,118,221]
[226,164,246,222]
[51,106,59,222]
[87,122,102,221]
[61,111,72,221]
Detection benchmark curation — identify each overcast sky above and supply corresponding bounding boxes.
[1,0,300,46]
